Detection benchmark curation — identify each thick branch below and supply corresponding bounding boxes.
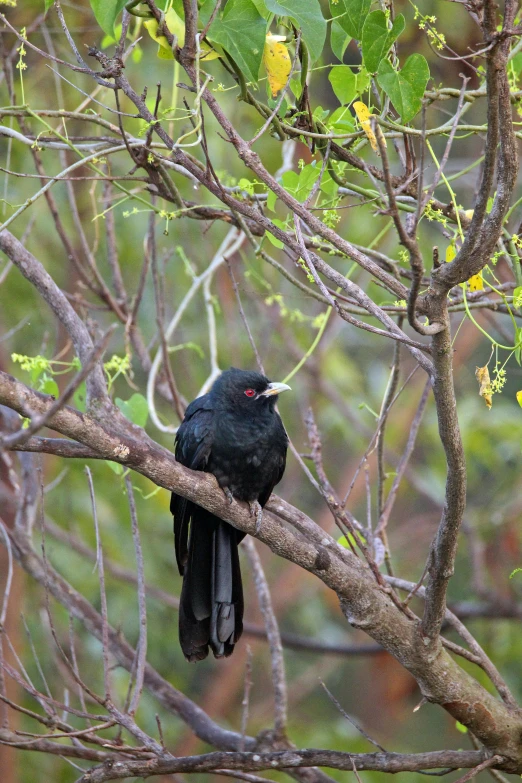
[432,5,519,290]
[75,748,488,782]
[1,371,522,763]
[421,306,467,643]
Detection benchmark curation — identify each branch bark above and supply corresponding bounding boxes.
[1,372,522,765]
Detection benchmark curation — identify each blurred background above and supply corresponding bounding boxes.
[1,0,522,781]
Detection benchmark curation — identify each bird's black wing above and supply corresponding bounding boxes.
[172,394,244,661]
[257,417,288,508]
[170,394,214,574]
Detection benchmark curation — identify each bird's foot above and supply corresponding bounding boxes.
[223,486,235,505]
[249,500,263,535]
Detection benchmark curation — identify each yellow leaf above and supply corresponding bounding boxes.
[464,209,474,219]
[516,390,522,408]
[475,365,492,409]
[353,101,384,154]
[144,10,217,61]
[468,272,484,292]
[445,243,456,263]
[263,33,291,97]
[144,9,184,59]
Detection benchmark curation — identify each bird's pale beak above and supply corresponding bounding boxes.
[261,382,292,397]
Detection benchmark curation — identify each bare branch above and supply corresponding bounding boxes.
[64,748,489,782]
[421,309,467,644]
[243,539,287,737]
[123,475,147,717]
[85,468,112,703]
[451,756,504,783]
[1,369,520,755]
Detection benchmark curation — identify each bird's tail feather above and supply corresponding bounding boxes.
[178,510,243,662]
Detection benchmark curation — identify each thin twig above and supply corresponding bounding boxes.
[321,682,386,752]
[376,379,431,534]
[450,756,503,783]
[124,474,147,717]
[240,645,253,752]
[225,258,265,374]
[242,539,287,737]
[84,468,111,703]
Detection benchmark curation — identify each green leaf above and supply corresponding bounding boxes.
[515,326,522,365]
[205,0,267,83]
[250,0,271,18]
[332,0,371,39]
[106,460,124,475]
[267,189,277,211]
[44,0,54,11]
[289,76,303,100]
[282,163,321,202]
[356,67,371,96]
[266,217,287,247]
[319,170,339,197]
[330,20,351,61]
[264,0,326,63]
[377,54,430,122]
[30,364,45,386]
[455,721,468,734]
[362,11,405,73]
[329,65,357,105]
[281,170,299,193]
[90,0,128,37]
[73,383,86,413]
[511,52,522,75]
[513,285,522,309]
[298,164,321,201]
[40,377,59,398]
[327,106,355,133]
[338,532,366,548]
[265,232,284,248]
[116,393,149,428]
[312,105,329,123]
[144,8,186,59]
[101,33,117,49]
[238,177,256,196]
[268,94,289,116]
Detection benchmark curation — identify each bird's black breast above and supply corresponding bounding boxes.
[207,408,287,504]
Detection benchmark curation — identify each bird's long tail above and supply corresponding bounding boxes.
[177,507,244,662]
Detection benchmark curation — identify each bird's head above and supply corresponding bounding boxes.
[211,368,291,412]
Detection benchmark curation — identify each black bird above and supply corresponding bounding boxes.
[171,368,290,662]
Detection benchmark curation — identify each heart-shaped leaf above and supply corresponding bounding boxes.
[377,53,430,122]
[204,0,267,83]
[90,0,127,37]
[362,11,404,73]
[330,20,351,61]
[264,0,326,63]
[329,65,357,105]
[331,0,371,39]
[116,393,149,428]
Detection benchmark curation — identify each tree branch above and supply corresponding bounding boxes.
[1,371,521,760]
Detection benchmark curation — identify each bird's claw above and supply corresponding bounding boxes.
[249,500,263,535]
[223,487,235,505]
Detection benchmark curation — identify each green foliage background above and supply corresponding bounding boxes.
[0,1,521,781]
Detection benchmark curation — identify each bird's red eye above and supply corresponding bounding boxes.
[244,389,256,398]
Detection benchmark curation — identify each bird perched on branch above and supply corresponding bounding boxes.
[171,368,290,662]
